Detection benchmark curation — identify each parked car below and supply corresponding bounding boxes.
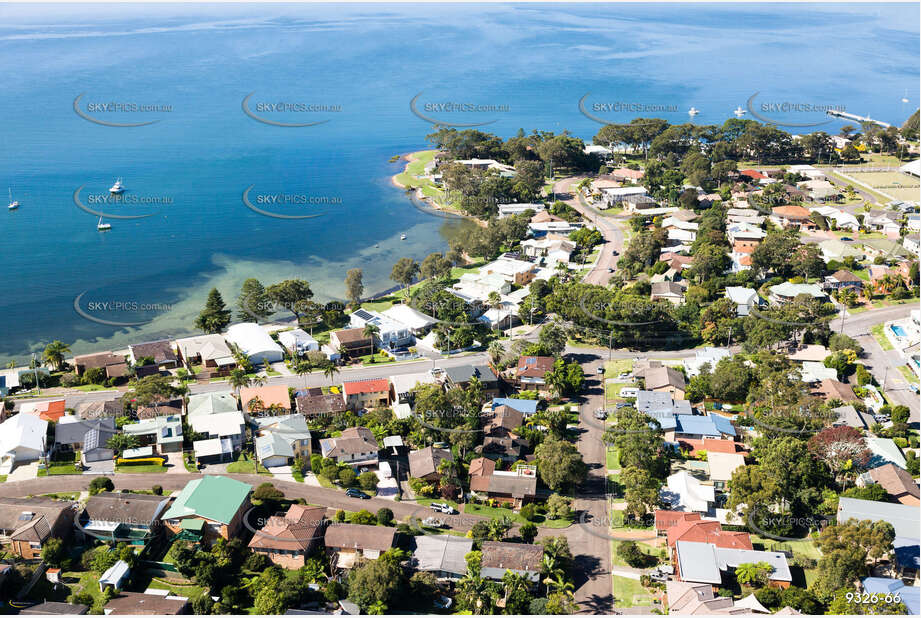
[596,366,605,374]
[615,402,632,409]
[910,384,919,394]
[619,387,639,398]
[593,409,607,420]
[611,249,618,255]
[434,595,453,610]
[617,372,630,380]
[430,502,457,514]
[346,488,370,499]
[840,236,853,242]
[422,516,446,528]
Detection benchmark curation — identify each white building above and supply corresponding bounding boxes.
[683,348,732,378]
[380,304,438,334]
[497,203,545,218]
[811,205,859,231]
[0,413,47,471]
[348,308,414,350]
[225,323,284,364]
[277,328,320,356]
[724,286,761,316]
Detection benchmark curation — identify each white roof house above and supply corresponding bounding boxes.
[900,159,921,178]
[683,347,732,378]
[769,282,827,303]
[725,286,761,316]
[348,308,414,348]
[819,239,865,262]
[707,452,746,483]
[225,323,284,363]
[189,411,246,441]
[664,470,715,513]
[0,413,48,465]
[800,361,838,383]
[277,328,319,355]
[174,333,235,367]
[497,203,545,218]
[811,206,859,231]
[727,222,767,244]
[187,391,238,417]
[450,272,511,303]
[390,371,438,406]
[380,304,438,333]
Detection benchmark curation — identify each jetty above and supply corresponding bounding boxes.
[826,109,891,129]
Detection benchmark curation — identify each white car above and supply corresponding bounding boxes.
[619,387,639,398]
[430,502,457,514]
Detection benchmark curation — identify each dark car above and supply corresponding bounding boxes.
[346,488,370,499]
[840,236,853,242]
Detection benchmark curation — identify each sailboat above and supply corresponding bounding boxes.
[733,106,746,117]
[109,178,125,194]
[400,233,407,240]
[688,107,700,117]
[8,188,19,210]
[97,216,111,231]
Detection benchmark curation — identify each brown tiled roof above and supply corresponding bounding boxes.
[667,520,753,550]
[408,446,453,479]
[654,510,700,532]
[869,463,920,502]
[481,541,542,572]
[772,205,811,219]
[814,379,858,402]
[0,497,72,543]
[20,602,88,615]
[74,352,127,372]
[136,398,183,420]
[332,328,372,345]
[324,523,397,552]
[829,270,862,283]
[129,340,177,365]
[104,593,188,615]
[83,492,167,527]
[468,457,495,478]
[240,385,291,410]
[484,405,523,436]
[644,366,686,391]
[482,473,537,498]
[295,392,348,417]
[248,504,326,552]
[322,427,378,458]
[516,356,554,378]
[76,399,125,420]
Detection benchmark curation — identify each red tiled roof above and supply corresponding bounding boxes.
[654,510,700,532]
[739,169,767,180]
[342,378,390,395]
[516,356,555,378]
[667,520,753,550]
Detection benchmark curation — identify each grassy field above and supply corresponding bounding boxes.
[463,503,573,528]
[361,258,485,313]
[115,463,167,474]
[897,365,919,385]
[612,575,656,609]
[611,539,661,568]
[226,453,271,474]
[604,359,634,378]
[605,381,633,406]
[606,447,621,471]
[871,323,895,351]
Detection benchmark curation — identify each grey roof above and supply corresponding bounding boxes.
[83,492,168,527]
[837,497,919,539]
[444,363,497,385]
[255,433,293,459]
[55,417,116,446]
[715,546,792,582]
[636,391,692,416]
[20,602,88,615]
[675,541,722,584]
[412,534,473,575]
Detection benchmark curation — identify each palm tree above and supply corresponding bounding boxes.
[457,572,491,615]
[543,572,574,597]
[246,396,265,416]
[735,561,771,586]
[499,570,529,610]
[229,368,249,395]
[487,291,502,334]
[294,359,312,386]
[42,340,70,372]
[362,323,380,357]
[323,363,339,384]
[248,374,267,388]
[487,340,504,366]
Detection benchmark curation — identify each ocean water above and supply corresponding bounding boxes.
[0,3,917,362]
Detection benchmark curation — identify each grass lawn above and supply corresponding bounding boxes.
[226,456,272,475]
[897,365,918,385]
[611,540,661,568]
[62,571,107,608]
[74,384,108,392]
[871,323,894,351]
[116,463,167,474]
[463,503,572,528]
[604,359,634,379]
[0,475,6,483]
[604,382,633,406]
[606,447,621,471]
[750,534,821,561]
[362,258,485,314]
[41,492,81,500]
[612,575,655,608]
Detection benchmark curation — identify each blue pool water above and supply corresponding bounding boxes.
[891,325,908,338]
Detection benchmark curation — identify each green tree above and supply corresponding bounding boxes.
[42,340,71,372]
[266,279,315,322]
[107,433,139,456]
[344,268,364,306]
[195,288,232,334]
[391,258,420,298]
[534,437,587,491]
[520,521,538,543]
[238,278,271,321]
[41,537,66,567]
[89,476,115,495]
[735,561,772,587]
[347,556,403,611]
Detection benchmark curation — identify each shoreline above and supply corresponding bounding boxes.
[391,150,488,228]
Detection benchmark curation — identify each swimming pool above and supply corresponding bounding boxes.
[891,325,907,338]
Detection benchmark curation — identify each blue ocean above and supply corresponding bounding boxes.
[0,3,917,362]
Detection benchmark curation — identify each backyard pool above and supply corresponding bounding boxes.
[891,325,907,338]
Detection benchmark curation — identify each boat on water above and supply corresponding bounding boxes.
[8,188,19,210]
[400,233,407,240]
[733,106,746,117]
[688,107,700,116]
[109,178,125,194]
[97,216,111,231]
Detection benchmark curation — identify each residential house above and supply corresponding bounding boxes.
[76,399,125,420]
[800,361,838,384]
[768,282,827,304]
[683,348,732,378]
[19,602,89,615]
[651,281,686,305]
[729,240,758,272]
[497,203,545,218]
[54,417,116,464]
[187,391,238,418]
[128,340,178,372]
[189,411,246,462]
[389,372,439,418]
[380,304,438,336]
[788,164,826,180]
[408,446,453,482]
[319,427,379,465]
[277,329,320,356]
[904,233,920,254]
[342,378,390,410]
[800,179,839,202]
[450,272,512,304]
[489,397,539,417]
[295,388,349,419]
[832,404,875,431]
[480,257,539,287]
[636,391,693,427]
[866,463,919,506]
[824,270,864,290]
[642,366,686,399]
[248,504,327,569]
[480,541,543,582]
[122,415,183,453]
[811,205,860,231]
[324,523,398,570]
[819,239,864,262]
[78,492,169,543]
[239,384,291,415]
[102,592,188,615]
[515,355,555,392]
[441,363,500,397]
[0,497,75,559]
[174,334,236,375]
[726,222,766,245]
[254,415,312,468]
[666,519,753,552]
[771,205,814,229]
[861,578,920,616]
[469,462,537,508]
[20,399,66,422]
[812,379,859,403]
[865,436,907,469]
[662,471,715,513]
[136,398,183,420]
[521,236,576,263]
[162,476,252,543]
[837,497,919,575]
[348,309,413,351]
[666,580,748,614]
[724,286,762,317]
[863,210,903,236]
[0,413,48,471]
[329,328,374,358]
[675,541,792,588]
[72,352,129,380]
[411,534,473,580]
[609,167,645,183]
[706,452,747,491]
[225,323,284,364]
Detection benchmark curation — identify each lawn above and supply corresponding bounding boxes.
[463,503,573,528]
[62,571,107,608]
[612,575,655,609]
[611,540,661,568]
[606,447,621,471]
[115,463,167,474]
[361,258,485,314]
[604,382,633,406]
[604,359,634,379]
[750,534,822,560]
[74,384,109,392]
[0,475,6,483]
[226,454,271,475]
[870,323,894,351]
[897,365,918,385]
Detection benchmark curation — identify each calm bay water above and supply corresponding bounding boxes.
[0,3,917,362]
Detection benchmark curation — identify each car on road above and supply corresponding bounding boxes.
[619,387,639,398]
[594,408,607,420]
[607,267,615,273]
[617,372,630,380]
[611,249,618,255]
[615,402,632,409]
[596,366,605,374]
[430,502,457,514]
[346,489,370,499]
[422,516,446,528]
[840,237,853,241]
[910,384,919,394]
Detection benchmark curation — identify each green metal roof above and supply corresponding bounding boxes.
[179,518,205,531]
[163,475,251,525]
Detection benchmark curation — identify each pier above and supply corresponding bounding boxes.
[826,109,892,128]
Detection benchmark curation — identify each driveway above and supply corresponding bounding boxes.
[164,452,189,474]
[82,460,114,475]
[7,461,39,482]
[268,465,297,483]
